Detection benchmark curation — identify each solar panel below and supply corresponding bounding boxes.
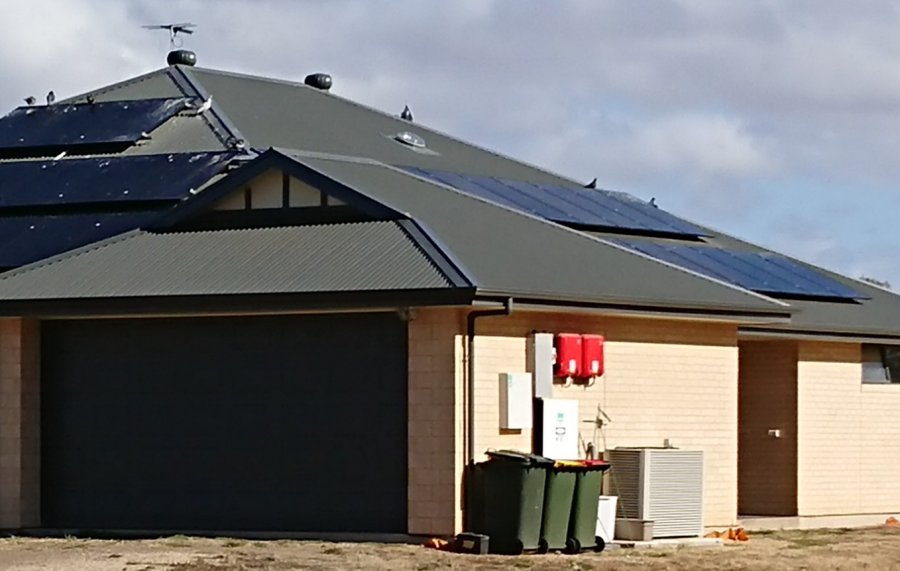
[0,152,234,208]
[405,167,707,237]
[0,211,162,268]
[612,239,866,300]
[0,98,191,150]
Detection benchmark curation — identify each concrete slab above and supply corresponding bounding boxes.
[613,537,722,549]
[738,513,900,531]
[15,528,423,543]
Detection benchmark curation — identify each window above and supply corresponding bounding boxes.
[862,345,900,384]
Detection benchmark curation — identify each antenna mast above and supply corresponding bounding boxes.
[142,22,197,49]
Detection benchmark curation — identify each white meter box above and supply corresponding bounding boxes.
[499,372,533,429]
[541,398,580,459]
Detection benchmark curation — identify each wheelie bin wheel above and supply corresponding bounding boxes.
[594,536,606,553]
[511,539,525,555]
[565,537,580,554]
[537,538,549,554]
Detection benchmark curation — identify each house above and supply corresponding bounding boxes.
[0,53,899,536]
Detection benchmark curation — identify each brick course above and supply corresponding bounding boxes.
[0,318,39,529]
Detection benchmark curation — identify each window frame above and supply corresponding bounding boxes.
[862,344,900,384]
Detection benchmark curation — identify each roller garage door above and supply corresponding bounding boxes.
[41,313,408,532]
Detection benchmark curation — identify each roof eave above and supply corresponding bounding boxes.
[739,325,900,344]
[0,287,478,319]
[472,290,794,325]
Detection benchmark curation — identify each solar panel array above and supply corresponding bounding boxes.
[0,152,234,207]
[0,211,162,268]
[405,167,706,237]
[612,239,866,300]
[0,151,236,268]
[0,98,191,149]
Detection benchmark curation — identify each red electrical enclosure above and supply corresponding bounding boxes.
[554,333,583,378]
[581,334,605,378]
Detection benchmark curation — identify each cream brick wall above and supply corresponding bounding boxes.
[797,341,900,516]
[738,341,797,515]
[471,313,740,527]
[407,308,465,535]
[0,318,39,529]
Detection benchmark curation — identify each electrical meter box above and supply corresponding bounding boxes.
[498,372,533,429]
[538,398,580,459]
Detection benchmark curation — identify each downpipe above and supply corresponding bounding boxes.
[465,298,513,464]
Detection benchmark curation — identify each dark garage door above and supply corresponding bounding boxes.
[41,313,407,532]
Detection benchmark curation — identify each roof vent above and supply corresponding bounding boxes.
[304,73,333,91]
[394,131,426,149]
[167,49,197,66]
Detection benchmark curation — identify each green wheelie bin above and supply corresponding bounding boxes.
[566,459,612,553]
[537,461,578,553]
[468,450,554,554]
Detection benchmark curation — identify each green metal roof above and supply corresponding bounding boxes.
[0,222,456,300]
[5,63,900,336]
[185,67,578,184]
[280,152,790,316]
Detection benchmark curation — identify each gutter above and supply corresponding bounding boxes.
[465,297,513,464]
[739,327,900,345]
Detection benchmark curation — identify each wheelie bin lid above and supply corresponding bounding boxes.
[580,459,611,472]
[485,449,555,466]
[552,459,612,472]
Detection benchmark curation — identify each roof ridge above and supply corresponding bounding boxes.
[157,220,397,237]
[61,67,182,104]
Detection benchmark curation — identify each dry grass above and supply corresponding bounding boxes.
[2,526,900,570]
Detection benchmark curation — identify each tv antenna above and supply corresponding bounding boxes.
[142,22,197,48]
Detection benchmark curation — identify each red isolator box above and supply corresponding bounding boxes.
[581,334,605,377]
[554,333,583,377]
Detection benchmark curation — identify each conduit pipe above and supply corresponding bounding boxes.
[466,297,513,464]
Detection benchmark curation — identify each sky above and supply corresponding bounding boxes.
[1,0,899,287]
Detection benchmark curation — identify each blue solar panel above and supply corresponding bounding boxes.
[0,211,162,268]
[0,98,192,149]
[405,167,706,237]
[612,239,866,300]
[0,152,234,208]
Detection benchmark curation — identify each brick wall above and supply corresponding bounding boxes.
[0,318,39,529]
[797,341,900,516]
[407,308,465,535]
[470,312,740,527]
[737,340,797,515]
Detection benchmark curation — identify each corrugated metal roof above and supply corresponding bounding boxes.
[589,230,900,338]
[32,66,900,335]
[185,67,580,184]
[0,221,452,299]
[278,153,789,316]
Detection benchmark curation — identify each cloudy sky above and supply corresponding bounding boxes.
[1,0,899,287]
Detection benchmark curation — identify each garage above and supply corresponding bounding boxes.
[40,312,408,533]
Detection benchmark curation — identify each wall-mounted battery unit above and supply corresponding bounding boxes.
[606,448,704,538]
[498,372,533,429]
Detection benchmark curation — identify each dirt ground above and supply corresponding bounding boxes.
[1,526,900,571]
